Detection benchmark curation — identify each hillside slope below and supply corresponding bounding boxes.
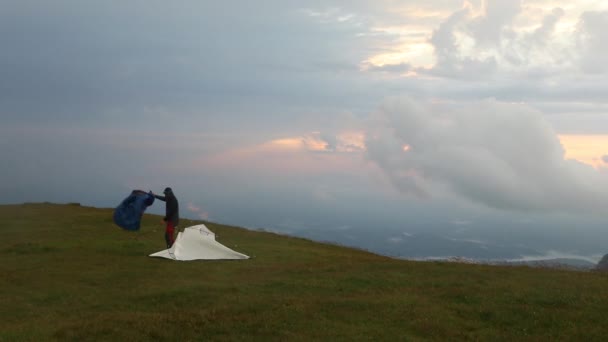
[2,203,608,341]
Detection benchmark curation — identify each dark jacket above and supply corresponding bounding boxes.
[154,190,179,226]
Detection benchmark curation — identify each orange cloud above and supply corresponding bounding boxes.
[559,134,608,168]
[268,138,303,149]
[195,131,367,174]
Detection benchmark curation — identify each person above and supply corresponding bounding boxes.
[154,187,179,248]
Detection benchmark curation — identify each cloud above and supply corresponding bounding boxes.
[365,96,608,214]
[468,0,522,47]
[445,236,487,246]
[450,219,472,226]
[194,130,366,178]
[187,202,209,220]
[0,0,381,126]
[366,62,412,74]
[312,185,336,202]
[427,6,481,77]
[422,2,511,79]
[388,236,404,243]
[529,7,565,46]
[603,155,608,164]
[418,3,608,80]
[576,11,608,74]
[558,135,608,168]
[507,250,602,264]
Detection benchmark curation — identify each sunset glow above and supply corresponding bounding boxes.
[559,134,608,168]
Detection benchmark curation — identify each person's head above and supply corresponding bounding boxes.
[163,187,173,195]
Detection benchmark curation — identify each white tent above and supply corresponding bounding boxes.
[149,224,249,261]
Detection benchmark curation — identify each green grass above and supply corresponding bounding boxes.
[1,203,608,341]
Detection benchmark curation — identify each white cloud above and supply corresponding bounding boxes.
[450,219,472,226]
[445,236,487,245]
[507,250,602,264]
[187,202,209,220]
[427,5,495,78]
[365,96,608,214]
[576,11,608,74]
[468,0,522,48]
[416,3,608,80]
[366,62,412,74]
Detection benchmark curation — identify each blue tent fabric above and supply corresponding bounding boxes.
[113,190,155,231]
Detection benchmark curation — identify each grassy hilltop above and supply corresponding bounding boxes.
[1,203,608,341]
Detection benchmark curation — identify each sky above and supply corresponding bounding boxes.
[2,0,608,262]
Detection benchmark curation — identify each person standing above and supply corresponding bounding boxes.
[154,187,179,248]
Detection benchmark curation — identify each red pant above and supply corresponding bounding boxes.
[165,221,176,247]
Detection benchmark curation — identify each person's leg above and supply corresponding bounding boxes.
[165,221,175,248]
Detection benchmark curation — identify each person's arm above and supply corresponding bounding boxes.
[153,194,166,202]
